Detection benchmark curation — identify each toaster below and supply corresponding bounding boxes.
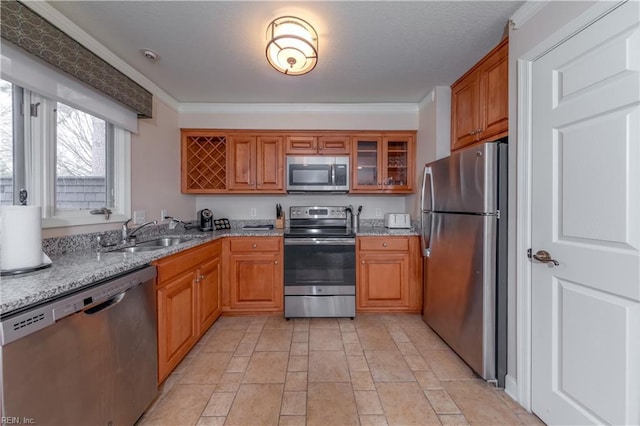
[384,213,411,229]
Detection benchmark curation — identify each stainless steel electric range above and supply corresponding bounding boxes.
[283,206,356,319]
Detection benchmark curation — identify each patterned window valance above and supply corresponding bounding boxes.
[1,1,152,118]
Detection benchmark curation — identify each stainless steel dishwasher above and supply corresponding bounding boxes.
[0,265,158,425]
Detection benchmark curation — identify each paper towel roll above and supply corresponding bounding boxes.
[0,205,45,271]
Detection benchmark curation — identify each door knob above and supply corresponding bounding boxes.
[533,250,559,266]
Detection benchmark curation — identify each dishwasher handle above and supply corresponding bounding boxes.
[83,291,126,315]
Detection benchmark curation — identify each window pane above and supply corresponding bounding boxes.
[0,80,13,206]
[56,103,108,210]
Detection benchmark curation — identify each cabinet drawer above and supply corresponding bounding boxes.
[155,240,220,284]
[358,237,409,252]
[229,237,281,252]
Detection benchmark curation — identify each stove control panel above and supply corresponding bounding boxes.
[290,206,347,219]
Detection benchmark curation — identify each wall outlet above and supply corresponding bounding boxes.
[250,208,257,217]
[375,208,382,218]
[133,210,146,224]
[161,209,168,221]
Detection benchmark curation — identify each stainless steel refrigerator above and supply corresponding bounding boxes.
[420,139,507,386]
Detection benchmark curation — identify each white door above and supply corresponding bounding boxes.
[531,2,640,425]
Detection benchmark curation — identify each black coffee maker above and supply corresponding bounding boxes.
[198,209,213,231]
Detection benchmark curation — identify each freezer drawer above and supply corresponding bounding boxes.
[423,212,497,380]
[285,295,355,318]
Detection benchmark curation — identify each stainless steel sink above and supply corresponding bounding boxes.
[113,246,164,253]
[135,237,193,247]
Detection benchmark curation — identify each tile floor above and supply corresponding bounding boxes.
[139,314,545,426]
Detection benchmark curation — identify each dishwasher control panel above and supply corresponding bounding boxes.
[0,266,156,345]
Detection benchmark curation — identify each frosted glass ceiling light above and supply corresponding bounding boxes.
[266,16,318,76]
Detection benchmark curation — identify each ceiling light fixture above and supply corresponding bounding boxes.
[265,16,318,76]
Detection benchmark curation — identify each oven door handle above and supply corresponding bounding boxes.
[285,238,356,246]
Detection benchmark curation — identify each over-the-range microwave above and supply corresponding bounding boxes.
[286,156,349,193]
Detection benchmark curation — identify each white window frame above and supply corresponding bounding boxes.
[26,92,131,228]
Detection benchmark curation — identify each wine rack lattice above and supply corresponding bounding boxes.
[185,135,227,191]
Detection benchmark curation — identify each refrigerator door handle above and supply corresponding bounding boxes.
[421,211,432,257]
[421,166,434,212]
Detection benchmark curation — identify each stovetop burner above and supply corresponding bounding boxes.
[286,206,354,239]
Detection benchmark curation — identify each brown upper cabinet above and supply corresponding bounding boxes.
[351,132,415,193]
[451,38,508,151]
[181,130,228,193]
[228,134,285,192]
[285,134,351,155]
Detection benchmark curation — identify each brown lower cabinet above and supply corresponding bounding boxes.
[356,236,422,313]
[223,236,284,314]
[155,240,222,383]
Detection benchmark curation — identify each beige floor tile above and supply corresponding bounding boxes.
[424,389,461,414]
[443,379,521,425]
[278,415,306,426]
[438,414,471,425]
[376,381,440,425]
[309,328,343,350]
[309,318,340,329]
[195,416,226,425]
[516,412,546,425]
[203,329,245,352]
[307,382,359,426]
[179,352,233,385]
[342,331,360,344]
[344,342,364,356]
[389,329,411,343]
[404,354,430,371]
[225,384,284,426]
[202,392,236,416]
[141,384,215,426]
[293,318,310,332]
[292,331,309,343]
[215,372,243,392]
[357,326,398,351]
[405,326,449,351]
[339,321,356,333]
[245,323,265,334]
[350,370,377,391]
[214,316,253,330]
[365,350,415,382]
[243,351,289,383]
[285,371,307,391]
[347,355,370,372]
[239,332,260,344]
[281,391,307,415]
[359,414,389,426]
[233,341,256,356]
[308,350,350,382]
[264,316,295,329]
[420,348,475,381]
[288,355,308,372]
[396,341,420,356]
[225,356,250,373]
[354,390,384,415]
[255,328,293,352]
[413,370,443,390]
[289,342,308,356]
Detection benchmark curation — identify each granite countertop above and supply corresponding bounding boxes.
[1,225,418,317]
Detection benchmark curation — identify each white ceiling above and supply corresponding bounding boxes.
[48,1,524,105]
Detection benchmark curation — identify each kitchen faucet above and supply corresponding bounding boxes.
[122,219,157,243]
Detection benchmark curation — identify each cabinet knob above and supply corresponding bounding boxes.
[383,242,388,247]
[274,260,278,265]
[252,243,257,248]
[361,260,365,264]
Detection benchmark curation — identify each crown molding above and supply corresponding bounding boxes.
[24,1,180,112]
[179,103,419,115]
[510,0,549,29]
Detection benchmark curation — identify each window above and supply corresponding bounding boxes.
[0,78,130,227]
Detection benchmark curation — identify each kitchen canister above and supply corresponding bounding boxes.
[0,205,51,273]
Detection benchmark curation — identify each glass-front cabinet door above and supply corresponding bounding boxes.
[351,134,414,193]
[382,135,412,191]
[352,135,382,190]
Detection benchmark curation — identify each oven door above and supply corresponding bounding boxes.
[284,238,355,295]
